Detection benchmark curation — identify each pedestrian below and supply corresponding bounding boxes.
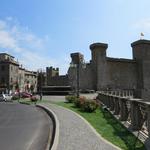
[40,92,42,100]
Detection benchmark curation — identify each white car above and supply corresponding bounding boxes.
[0,94,12,102]
[0,94,6,102]
[5,94,12,101]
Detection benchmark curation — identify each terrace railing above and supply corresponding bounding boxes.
[97,91,150,139]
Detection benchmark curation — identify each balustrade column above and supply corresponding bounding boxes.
[119,98,128,121]
[107,95,111,108]
[110,96,115,111]
[147,104,150,137]
[103,94,107,106]
[101,94,104,104]
[114,96,120,115]
[130,99,142,130]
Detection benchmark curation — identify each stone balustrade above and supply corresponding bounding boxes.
[101,90,134,98]
[97,91,150,138]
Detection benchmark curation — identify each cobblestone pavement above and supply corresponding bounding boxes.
[42,103,120,150]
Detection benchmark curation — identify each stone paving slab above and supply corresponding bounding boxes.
[42,103,120,150]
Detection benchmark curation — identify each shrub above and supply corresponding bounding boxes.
[12,95,19,100]
[30,96,38,102]
[74,98,80,107]
[65,95,76,103]
[74,96,86,108]
[81,99,98,112]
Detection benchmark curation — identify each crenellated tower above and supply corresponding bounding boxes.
[90,43,108,90]
[131,39,150,99]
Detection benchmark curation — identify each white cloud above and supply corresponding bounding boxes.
[20,51,57,71]
[6,17,13,21]
[134,18,150,31]
[0,20,7,29]
[0,17,57,72]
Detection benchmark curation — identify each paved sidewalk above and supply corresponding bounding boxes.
[42,93,98,103]
[42,103,120,150]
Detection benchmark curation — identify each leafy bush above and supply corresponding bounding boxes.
[65,95,77,103]
[81,99,98,112]
[74,96,86,108]
[12,95,19,100]
[30,96,38,102]
[74,96,98,112]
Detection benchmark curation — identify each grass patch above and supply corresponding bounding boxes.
[56,102,146,150]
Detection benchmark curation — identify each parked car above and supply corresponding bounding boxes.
[0,94,13,101]
[0,94,6,102]
[21,92,32,98]
[5,94,12,101]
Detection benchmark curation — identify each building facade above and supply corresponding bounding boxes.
[0,53,37,93]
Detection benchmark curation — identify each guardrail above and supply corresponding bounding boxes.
[97,91,150,139]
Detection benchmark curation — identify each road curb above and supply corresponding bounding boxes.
[36,104,59,150]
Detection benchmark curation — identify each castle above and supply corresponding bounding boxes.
[1,39,150,101]
[68,39,150,101]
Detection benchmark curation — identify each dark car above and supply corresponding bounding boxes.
[21,92,32,98]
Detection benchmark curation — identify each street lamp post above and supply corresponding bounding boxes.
[70,53,86,98]
[70,62,80,98]
[76,63,80,98]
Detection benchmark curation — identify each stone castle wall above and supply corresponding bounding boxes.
[46,66,69,86]
[48,75,69,86]
[68,62,93,90]
[104,58,137,90]
[68,39,150,101]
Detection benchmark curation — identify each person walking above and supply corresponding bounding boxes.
[40,92,42,100]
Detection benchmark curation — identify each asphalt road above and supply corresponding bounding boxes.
[0,102,52,150]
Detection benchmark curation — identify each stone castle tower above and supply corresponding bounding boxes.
[131,40,150,100]
[90,43,108,90]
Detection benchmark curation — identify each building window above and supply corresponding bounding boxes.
[1,77,5,84]
[1,65,5,71]
[11,66,13,71]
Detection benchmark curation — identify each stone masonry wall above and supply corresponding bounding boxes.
[106,58,137,90]
[68,64,93,91]
[68,39,150,101]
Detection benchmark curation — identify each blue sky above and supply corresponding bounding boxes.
[0,0,150,74]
